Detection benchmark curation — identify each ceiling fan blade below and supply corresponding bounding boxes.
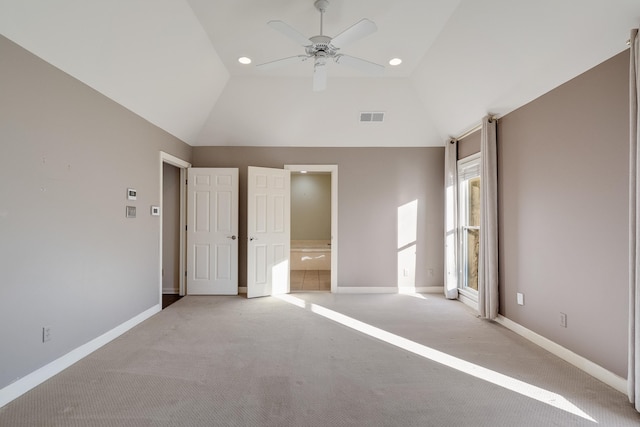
[313,59,328,92]
[268,20,312,47]
[256,55,310,71]
[330,18,377,49]
[335,54,384,76]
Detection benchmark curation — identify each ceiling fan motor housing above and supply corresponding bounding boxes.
[307,35,337,58]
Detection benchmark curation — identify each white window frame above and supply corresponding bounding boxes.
[457,153,481,306]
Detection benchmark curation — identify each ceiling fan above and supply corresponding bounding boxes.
[257,0,384,91]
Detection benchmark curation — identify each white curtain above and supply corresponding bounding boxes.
[629,27,640,413]
[444,139,459,299]
[478,116,499,319]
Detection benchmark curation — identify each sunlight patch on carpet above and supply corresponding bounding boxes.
[275,294,597,423]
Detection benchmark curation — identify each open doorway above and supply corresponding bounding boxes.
[285,165,338,293]
[162,162,182,308]
[159,152,191,308]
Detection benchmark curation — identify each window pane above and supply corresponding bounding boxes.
[468,177,480,227]
[465,228,479,291]
[458,155,481,294]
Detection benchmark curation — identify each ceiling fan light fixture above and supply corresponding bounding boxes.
[389,58,402,66]
[238,56,252,65]
[258,0,383,91]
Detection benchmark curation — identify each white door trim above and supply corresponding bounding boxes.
[284,164,338,293]
[160,152,191,303]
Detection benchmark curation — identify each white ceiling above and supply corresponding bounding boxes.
[1,0,638,147]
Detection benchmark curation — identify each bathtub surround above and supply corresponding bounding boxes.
[290,240,332,271]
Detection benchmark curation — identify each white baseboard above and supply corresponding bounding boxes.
[401,286,444,294]
[239,286,444,295]
[0,304,161,409]
[340,286,443,294]
[336,286,398,294]
[242,287,399,295]
[162,288,179,294]
[495,315,627,394]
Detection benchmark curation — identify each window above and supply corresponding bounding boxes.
[458,154,480,297]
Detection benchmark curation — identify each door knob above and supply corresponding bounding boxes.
[249,237,258,241]
[227,235,237,240]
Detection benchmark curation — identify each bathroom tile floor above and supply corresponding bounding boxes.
[291,270,331,291]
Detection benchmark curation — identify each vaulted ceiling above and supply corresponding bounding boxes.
[1,0,638,147]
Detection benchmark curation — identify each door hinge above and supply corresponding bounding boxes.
[185,179,188,185]
[185,271,187,277]
[185,225,188,231]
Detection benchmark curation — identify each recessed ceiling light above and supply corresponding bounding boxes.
[238,56,252,65]
[300,171,308,174]
[389,58,402,66]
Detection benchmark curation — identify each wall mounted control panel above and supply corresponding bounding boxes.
[127,188,137,200]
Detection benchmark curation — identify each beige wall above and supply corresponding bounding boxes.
[498,50,629,377]
[0,35,192,389]
[291,174,331,241]
[192,147,445,290]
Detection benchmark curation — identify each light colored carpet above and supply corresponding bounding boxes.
[1,293,639,426]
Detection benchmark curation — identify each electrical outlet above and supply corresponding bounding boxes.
[42,326,52,343]
[428,268,434,277]
[403,268,409,277]
[516,293,524,306]
[560,312,567,328]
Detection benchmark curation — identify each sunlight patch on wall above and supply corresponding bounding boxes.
[398,200,418,291]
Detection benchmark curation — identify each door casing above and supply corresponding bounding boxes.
[159,152,191,304]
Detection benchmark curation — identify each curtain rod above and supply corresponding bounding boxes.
[451,115,499,143]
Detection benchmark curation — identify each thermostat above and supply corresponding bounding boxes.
[127,188,137,200]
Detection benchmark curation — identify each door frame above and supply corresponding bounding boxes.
[159,151,191,304]
[284,164,338,293]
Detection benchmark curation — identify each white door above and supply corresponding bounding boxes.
[187,168,239,295]
[247,166,291,298]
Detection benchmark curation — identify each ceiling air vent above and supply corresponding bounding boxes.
[360,112,385,123]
